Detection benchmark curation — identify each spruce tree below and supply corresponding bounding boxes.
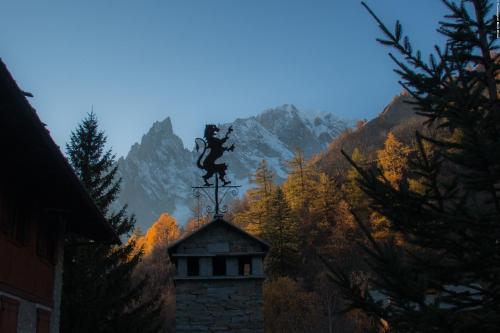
[342,148,368,212]
[285,150,338,283]
[301,172,341,284]
[310,172,338,231]
[234,160,276,235]
[62,112,162,333]
[262,188,300,278]
[283,148,317,212]
[252,159,276,197]
[329,1,500,332]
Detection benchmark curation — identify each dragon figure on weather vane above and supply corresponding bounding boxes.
[193,124,239,218]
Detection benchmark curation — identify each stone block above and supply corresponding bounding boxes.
[231,314,250,324]
[207,286,236,298]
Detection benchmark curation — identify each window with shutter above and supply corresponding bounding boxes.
[0,189,29,245]
[36,309,51,333]
[0,296,19,333]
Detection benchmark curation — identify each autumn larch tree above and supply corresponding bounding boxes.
[131,213,181,333]
[283,148,317,213]
[262,187,300,278]
[234,159,277,236]
[342,148,368,213]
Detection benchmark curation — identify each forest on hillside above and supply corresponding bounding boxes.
[131,124,427,332]
[59,1,499,332]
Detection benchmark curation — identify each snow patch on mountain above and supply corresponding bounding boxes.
[115,105,350,230]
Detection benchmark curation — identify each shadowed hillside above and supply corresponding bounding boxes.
[315,93,425,176]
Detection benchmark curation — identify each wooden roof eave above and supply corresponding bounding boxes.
[0,58,120,244]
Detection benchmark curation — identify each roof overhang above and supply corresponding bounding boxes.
[0,58,119,244]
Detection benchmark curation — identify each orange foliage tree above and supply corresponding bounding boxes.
[131,213,181,333]
[135,213,181,255]
[263,277,322,333]
[376,132,410,188]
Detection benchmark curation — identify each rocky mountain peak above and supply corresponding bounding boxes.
[150,116,174,136]
[256,104,349,157]
[115,105,349,230]
[127,116,185,161]
[378,95,416,126]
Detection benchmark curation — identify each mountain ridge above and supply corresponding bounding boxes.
[115,104,350,230]
[315,93,425,175]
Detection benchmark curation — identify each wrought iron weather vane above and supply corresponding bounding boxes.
[192,124,240,218]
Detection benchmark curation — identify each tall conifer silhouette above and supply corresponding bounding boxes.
[62,112,163,333]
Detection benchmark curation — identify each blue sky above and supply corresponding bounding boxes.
[1,1,448,157]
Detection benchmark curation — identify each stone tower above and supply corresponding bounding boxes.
[168,217,269,333]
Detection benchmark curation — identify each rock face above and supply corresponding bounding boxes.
[115,117,196,231]
[168,219,269,333]
[115,105,349,230]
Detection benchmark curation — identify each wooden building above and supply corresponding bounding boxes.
[168,217,269,333]
[0,59,118,333]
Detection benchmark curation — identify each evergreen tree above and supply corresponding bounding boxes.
[283,148,317,212]
[262,188,300,278]
[310,172,338,232]
[282,150,321,280]
[330,1,500,332]
[234,160,276,235]
[342,148,368,212]
[188,190,211,231]
[62,112,162,333]
[252,159,276,197]
[298,172,342,284]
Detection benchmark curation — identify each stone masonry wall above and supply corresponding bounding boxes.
[171,220,268,332]
[175,278,264,333]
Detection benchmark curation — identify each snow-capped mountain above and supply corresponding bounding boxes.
[116,104,349,230]
[256,104,346,157]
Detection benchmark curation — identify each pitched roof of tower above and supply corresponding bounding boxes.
[167,217,270,254]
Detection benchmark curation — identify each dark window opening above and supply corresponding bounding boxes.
[0,190,29,245]
[238,256,252,276]
[37,214,58,264]
[213,256,226,276]
[187,257,199,276]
